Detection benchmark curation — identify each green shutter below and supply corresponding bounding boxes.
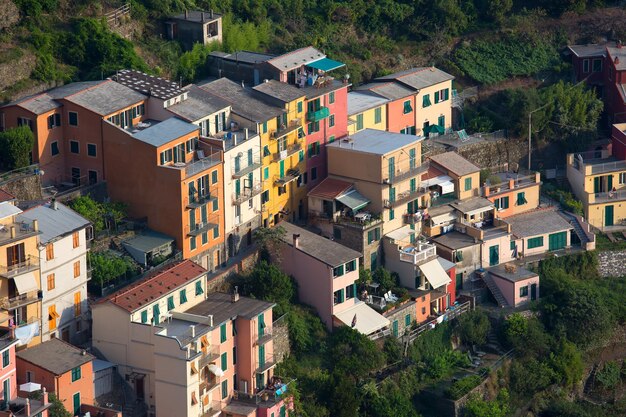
[196,280,203,295]
[259,344,265,368]
[167,296,174,311]
[180,289,187,304]
[405,314,411,326]
[258,314,265,338]
[594,177,601,193]
[221,380,228,399]
[221,352,228,371]
[464,177,472,191]
[141,310,147,323]
[392,320,398,337]
[356,114,364,130]
[297,101,303,113]
[527,237,544,249]
[502,196,509,209]
[422,94,431,107]
[389,209,395,220]
[444,88,449,100]
[403,100,413,114]
[220,323,227,343]
[340,289,345,303]
[375,107,382,124]
[434,91,440,103]
[389,187,396,203]
[153,304,160,325]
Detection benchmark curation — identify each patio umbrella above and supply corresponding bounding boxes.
[19,382,41,392]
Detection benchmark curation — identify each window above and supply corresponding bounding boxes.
[516,192,527,206]
[51,141,59,156]
[167,296,175,311]
[201,232,208,245]
[328,135,335,144]
[153,304,160,325]
[71,366,81,382]
[68,112,78,126]
[619,173,626,184]
[307,121,320,134]
[592,58,602,72]
[220,323,227,343]
[494,196,509,210]
[48,305,58,331]
[46,273,55,290]
[73,261,80,278]
[213,226,219,239]
[196,280,204,296]
[464,177,472,191]
[70,141,79,154]
[333,289,345,305]
[405,314,411,326]
[47,113,61,129]
[329,114,335,127]
[219,352,227,372]
[211,170,218,184]
[333,265,344,277]
[520,286,529,297]
[329,91,335,104]
[262,121,268,133]
[87,144,97,157]
[389,187,396,203]
[389,209,395,220]
[46,244,54,260]
[434,90,440,104]
[583,59,590,73]
[455,251,463,262]
[308,142,320,158]
[367,227,381,244]
[346,259,357,272]
[403,100,413,114]
[221,380,228,400]
[422,94,432,108]
[74,292,81,317]
[356,114,364,130]
[263,167,269,181]
[298,150,305,162]
[374,107,382,124]
[212,197,219,211]
[233,347,237,365]
[297,101,303,113]
[527,236,544,249]
[346,284,356,299]
[72,232,80,248]
[311,167,317,181]
[510,241,516,250]
[141,310,148,323]
[190,236,196,251]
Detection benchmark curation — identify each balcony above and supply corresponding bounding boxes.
[570,151,626,175]
[398,242,437,265]
[0,220,39,245]
[198,345,221,368]
[255,353,277,374]
[484,172,540,196]
[186,219,219,237]
[232,181,263,205]
[0,256,39,279]
[199,400,222,417]
[312,211,384,230]
[1,291,40,311]
[272,119,302,139]
[199,376,220,394]
[186,193,218,209]
[254,328,273,346]
[588,188,626,204]
[385,161,430,185]
[234,377,294,406]
[232,158,262,179]
[273,142,302,162]
[384,188,428,209]
[306,107,330,122]
[403,212,423,225]
[274,169,300,186]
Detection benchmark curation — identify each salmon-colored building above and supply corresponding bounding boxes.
[0,80,147,185]
[102,116,225,267]
[16,338,94,416]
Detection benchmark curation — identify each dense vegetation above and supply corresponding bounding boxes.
[69,195,127,233]
[0,126,34,170]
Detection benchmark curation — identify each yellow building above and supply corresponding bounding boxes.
[566,150,626,230]
[428,151,481,203]
[347,92,388,135]
[0,193,42,348]
[201,79,307,227]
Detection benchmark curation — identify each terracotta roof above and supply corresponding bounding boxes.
[100,260,207,312]
[308,177,353,200]
[429,152,480,177]
[0,189,15,203]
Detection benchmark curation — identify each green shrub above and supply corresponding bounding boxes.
[446,375,482,400]
[0,126,34,170]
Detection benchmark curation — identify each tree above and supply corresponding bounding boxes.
[549,341,584,388]
[372,267,397,293]
[596,361,621,390]
[69,196,126,233]
[241,260,295,313]
[254,226,286,261]
[328,373,359,417]
[457,310,490,347]
[0,126,34,170]
[464,389,510,417]
[329,326,384,379]
[47,393,72,417]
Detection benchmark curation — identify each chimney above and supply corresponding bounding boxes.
[616,56,620,65]
[245,128,249,139]
[24,399,30,416]
[9,226,15,239]
[210,9,214,19]
[201,12,205,21]
[484,186,490,197]
[184,9,188,19]
[43,387,48,405]
[190,324,196,337]
[293,233,300,249]
[508,179,515,190]
[233,135,237,146]
[231,286,240,303]
[50,198,58,210]
[33,219,38,232]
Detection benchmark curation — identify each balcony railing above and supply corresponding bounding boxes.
[485,173,540,195]
[254,328,273,346]
[384,188,428,209]
[403,212,423,225]
[0,256,39,278]
[232,181,263,205]
[185,193,218,209]
[273,119,302,139]
[184,154,222,178]
[199,377,220,394]
[589,188,626,204]
[234,377,294,405]
[398,243,437,265]
[273,142,302,162]
[306,107,330,122]
[0,220,39,245]
[1,291,40,311]
[198,345,221,368]
[232,157,262,179]
[255,353,277,374]
[186,219,219,237]
[274,169,301,186]
[385,161,430,185]
[199,400,222,417]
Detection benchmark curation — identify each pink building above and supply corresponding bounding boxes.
[277,222,389,337]
[356,82,416,134]
[486,265,539,308]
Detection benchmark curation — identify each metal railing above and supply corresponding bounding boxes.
[184,154,222,178]
[185,217,219,237]
[185,192,218,209]
[404,301,472,344]
[403,212,423,225]
[273,142,302,162]
[485,173,539,195]
[232,157,262,178]
[273,119,302,139]
[199,400,222,417]
[385,161,430,185]
[234,377,294,405]
[0,256,39,278]
[1,291,40,310]
[384,187,428,209]
[588,188,626,204]
[253,328,273,346]
[0,220,39,245]
[232,181,263,205]
[255,353,277,374]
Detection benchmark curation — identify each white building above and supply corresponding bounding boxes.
[18,201,92,344]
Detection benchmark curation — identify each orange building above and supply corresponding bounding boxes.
[102,116,225,267]
[0,80,147,186]
[16,338,95,416]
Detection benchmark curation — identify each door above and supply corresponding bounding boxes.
[256,372,264,391]
[279,160,285,178]
[135,377,144,399]
[392,320,398,337]
[235,179,241,197]
[61,327,70,342]
[247,149,253,166]
[88,170,97,185]
[605,205,614,227]
[530,283,537,301]
[6,243,25,268]
[71,167,81,185]
[234,156,241,173]
[258,344,265,369]
[73,392,80,416]
[438,115,445,128]
[3,378,9,408]
[489,245,499,266]
[548,232,567,251]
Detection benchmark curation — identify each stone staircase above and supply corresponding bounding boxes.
[559,211,591,247]
[481,273,508,308]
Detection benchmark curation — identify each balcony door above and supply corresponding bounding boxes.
[6,243,25,268]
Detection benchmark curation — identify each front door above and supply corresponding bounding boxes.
[73,392,80,416]
[605,205,614,227]
[3,378,9,408]
[530,283,537,301]
[489,245,499,266]
[135,377,144,399]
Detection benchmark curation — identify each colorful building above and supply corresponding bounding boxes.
[427,151,481,203]
[16,338,95,416]
[17,202,91,345]
[482,172,542,218]
[485,265,539,308]
[347,92,388,135]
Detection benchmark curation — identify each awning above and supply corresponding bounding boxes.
[440,181,455,195]
[431,212,457,224]
[421,175,453,188]
[0,203,21,220]
[13,272,38,295]
[207,364,225,377]
[426,124,445,135]
[334,302,390,335]
[385,225,414,242]
[336,190,370,212]
[307,57,345,72]
[464,205,493,217]
[418,258,452,290]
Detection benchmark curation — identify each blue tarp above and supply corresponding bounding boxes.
[307,57,345,72]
